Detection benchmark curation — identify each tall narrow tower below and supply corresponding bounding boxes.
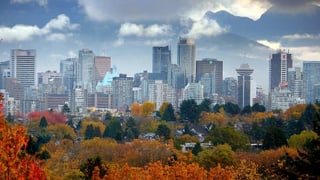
[177,38,196,84]
[11,49,36,88]
[78,49,94,93]
[236,64,254,108]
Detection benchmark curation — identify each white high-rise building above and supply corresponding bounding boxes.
[11,49,36,88]
[183,82,204,104]
[148,80,176,110]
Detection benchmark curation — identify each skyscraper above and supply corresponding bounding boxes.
[78,49,95,93]
[152,46,171,74]
[236,64,254,108]
[222,77,238,103]
[269,50,293,90]
[303,61,320,103]
[177,38,196,84]
[11,49,36,88]
[60,58,77,93]
[196,58,223,95]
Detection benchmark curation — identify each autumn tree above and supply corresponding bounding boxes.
[180,99,200,123]
[80,156,107,180]
[300,103,318,130]
[130,103,142,116]
[0,93,46,179]
[142,101,155,116]
[197,144,235,169]
[288,130,318,149]
[206,126,250,151]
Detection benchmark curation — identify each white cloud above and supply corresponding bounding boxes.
[11,0,48,6]
[185,17,227,39]
[46,33,71,41]
[0,14,79,42]
[77,0,270,22]
[68,51,77,58]
[118,23,172,37]
[284,46,320,61]
[257,40,282,50]
[282,33,320,40]
[0,25,41,42]
[119,23,144,37]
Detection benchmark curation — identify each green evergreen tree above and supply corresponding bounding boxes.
[241,105,252,115]
[93,126,101,138]
[213,104,221,113]
[262,126,287,149]
[162,104,176,121]
[39,149,51,160]
[84,124,94,140]
[62,104,70,113]
[199,99,212,112]
[300,104,318,130]
[103,119,123,141]
[252,103,266,112]
[192,142,202,156]
[124,117,139,141]
[180,99,200,123]
[224,102,240,115]
[156,124,171,140]
[104,111,112,121]
[39,116,48,128]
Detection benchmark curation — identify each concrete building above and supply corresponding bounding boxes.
[196,58,223,95]
[148,80,176,110]
[167,64,185,89]
[177,38,196,84]
[0,61,10,89]
[236,64,254,108]
[270,85,293,111]
[303,61,320,103]
[112,74,133,110]
[199,73,215,98]
[183,82,204,104]
[71,85,87,113]
[11,49,36,88]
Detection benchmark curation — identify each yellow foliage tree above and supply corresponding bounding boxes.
[47,123,77,140]
[142,101,156,116]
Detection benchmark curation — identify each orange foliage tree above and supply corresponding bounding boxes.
[142,101,156,116]
[0,93,46,179]
[131,103,142,116]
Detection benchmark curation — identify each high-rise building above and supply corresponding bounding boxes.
[112,74,133,110]
[60,58,77,93]
[269,50,293,90]
[167,64,185,89]
[196,58,223,95]
[0,61,10,89]
[236,64,254,108]
[177,38,196,84]
[148,80,176,110]
[288,67,304,99]
[11,49,36,88]
[270,85,293,111]
[78,49,95,93]
[222,77,238,103]
[152,46,171,74]
[94,56,111,84]
[183,82,204,104]
[303,61,320,103]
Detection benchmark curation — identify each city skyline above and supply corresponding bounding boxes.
[0,0,320,92]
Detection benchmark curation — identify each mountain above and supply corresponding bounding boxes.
[205,6,320,40]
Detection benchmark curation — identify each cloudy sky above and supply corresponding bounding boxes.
[0,0,320,90]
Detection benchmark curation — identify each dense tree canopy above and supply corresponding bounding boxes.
[180,99,200,123]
